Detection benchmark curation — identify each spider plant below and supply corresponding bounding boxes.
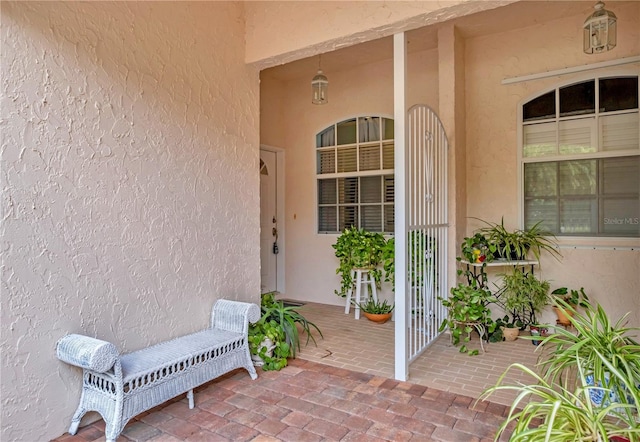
[475,217,561,262]
[481,361,640,442]
[482,299,640,441]
[536,298,640,423]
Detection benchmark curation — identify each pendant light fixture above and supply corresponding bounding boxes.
[583,1,617,54]
[311,55,328,105]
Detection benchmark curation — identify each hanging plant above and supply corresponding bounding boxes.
[332,228,386,298]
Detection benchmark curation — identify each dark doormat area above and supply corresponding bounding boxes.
[279,299,306,307]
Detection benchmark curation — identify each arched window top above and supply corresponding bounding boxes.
[316,116,394,148]
[522,75,638,123]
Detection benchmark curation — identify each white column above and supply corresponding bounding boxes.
[393,32,408,382]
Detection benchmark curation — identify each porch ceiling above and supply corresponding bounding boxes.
[262,1,630,82]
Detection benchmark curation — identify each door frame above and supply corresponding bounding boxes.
[260,144,286,293]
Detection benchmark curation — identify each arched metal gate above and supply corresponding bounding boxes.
[406,104,449,363]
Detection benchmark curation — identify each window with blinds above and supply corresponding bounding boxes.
[317,116,394,233]
[522,75,639,237]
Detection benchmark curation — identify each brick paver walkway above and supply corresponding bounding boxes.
[53,359,513,442]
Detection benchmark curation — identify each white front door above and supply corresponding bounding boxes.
[260,149,278,293]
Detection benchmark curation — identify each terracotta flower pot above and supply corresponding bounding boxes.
[363,312,392,324]
[553,305,575,326]
[501,326,520,341]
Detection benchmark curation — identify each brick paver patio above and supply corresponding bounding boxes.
[53,358,514,442]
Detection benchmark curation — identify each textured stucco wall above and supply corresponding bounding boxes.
[1,2,259,440]
[464,3,640,327]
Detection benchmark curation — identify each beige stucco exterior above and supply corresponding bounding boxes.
[1,2,259,440]
[1,1,639,440]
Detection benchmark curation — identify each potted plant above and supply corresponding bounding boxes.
[459,232,496,264]
[481,300,640,441]
[496,268,550,332]
[333,228,386,298]
[538,299,640,422]
[475,217,561,262]
[249,292,323,370]
[486,315,524,343]
[354,298,394,323]
[248,317,290,371]
[500,322,520,341]
[550,286,587,326]
[482,360,638,442]
[438,284,496,355]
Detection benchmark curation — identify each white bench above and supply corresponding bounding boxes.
[56,299,260,442]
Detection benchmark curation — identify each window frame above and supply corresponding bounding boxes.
[518,70,640,242]
[315,115,395,234]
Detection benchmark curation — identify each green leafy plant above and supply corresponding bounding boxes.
[248,318,290,371]
[354,298,395,314]
[438,284,496,355]
[459,232,496,264]
[496,268,550,329]
[475,217,561,262]
[482,300,640,441]
[481,361,640,442]
[382,237,395,286]
[488,315,523,343]
[249,293,323,370]
[333,228,386,297]
[259,292,323,357]
[551,286,588,306]
[550,287,588,325]
[535,298,640,425]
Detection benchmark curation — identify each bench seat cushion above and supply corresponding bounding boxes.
[119,328,242,382]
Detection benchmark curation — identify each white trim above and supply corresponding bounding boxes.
[260,145,286,294]
[502,56,640,85]
[559,245,638,251]
[393,32,408,383]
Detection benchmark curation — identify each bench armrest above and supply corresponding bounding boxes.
[211,300,260,334]
[56,334,119,373]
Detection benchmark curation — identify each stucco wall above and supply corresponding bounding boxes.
[463,3,640,327]
[0,2,260,441]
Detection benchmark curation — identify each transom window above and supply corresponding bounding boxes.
[521,75,639,237]
[316,116,394,233]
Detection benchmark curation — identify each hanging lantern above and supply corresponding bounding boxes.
[583,1,617,54]
[311,56,328,105]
